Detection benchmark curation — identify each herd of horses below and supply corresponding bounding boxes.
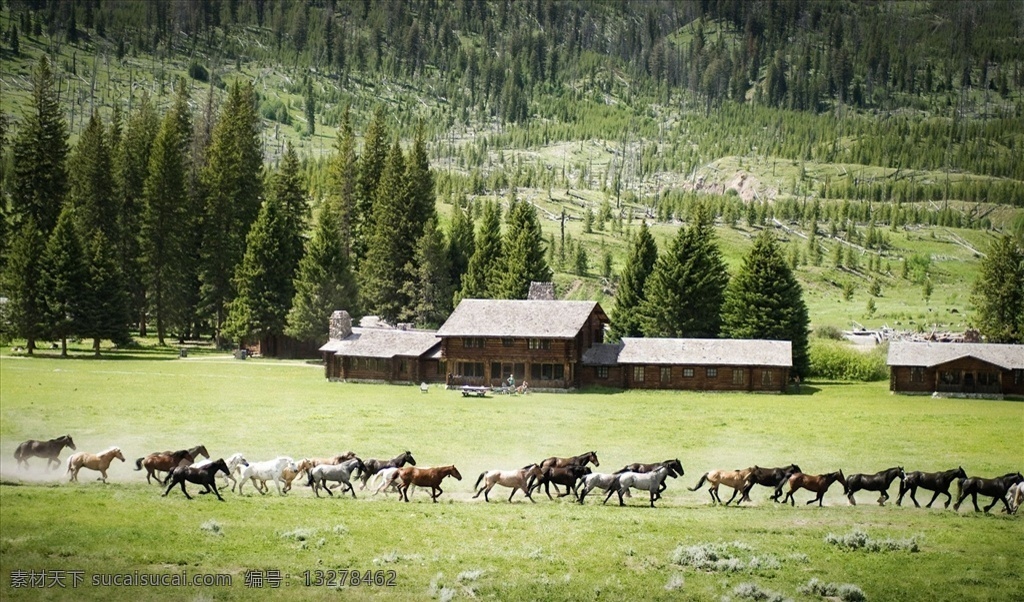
[11,435,1024,514]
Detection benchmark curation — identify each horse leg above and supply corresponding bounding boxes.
[180,481,192,500]
[848,489,857,505]
[878,489,888,506]
[432,486,443,502]
[709,485,720,505]
[926,489,942,508]
[99,468,109,483]
[162,477,177,497]
[210,482,225,502]
[983,495,1001,513]
[348,481,357,499]
[724,487,739,506]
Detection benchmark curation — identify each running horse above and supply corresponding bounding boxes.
[66,447,126,483]
[614,459,684,498]
[162,459,232,501]
[14,435,76,470]
[614,466,673,508]
[358,451,417,489]
[740,464,801,503]
[845,467,905,506]
[689,468,753,506]
[537,451,600,495]
[473,464,544,503]
[531,464,593,500]
[953,472,1024,513]
[782,470,846,506]
[896,467,967,508]
[135,445,210,485]
[396,465,462,503]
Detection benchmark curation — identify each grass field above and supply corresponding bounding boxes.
[1,350,1022,601]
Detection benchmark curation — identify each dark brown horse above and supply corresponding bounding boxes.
[537,451,599,494]
[845,467,905,506]
[953,472,1024,513]
[896,467,967,508]
[532,465,593,500]
[740,464,801,503]
[396,465,461,502]
[14,435,76,470]
[162,459,231,502]
[782,471,846,506]
[359,451,416,489]
[135,445,209,485]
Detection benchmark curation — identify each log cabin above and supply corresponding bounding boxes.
[319,311,443,383]
[887,341,1024,398]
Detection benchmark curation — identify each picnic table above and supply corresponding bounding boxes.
[460,385,490,398]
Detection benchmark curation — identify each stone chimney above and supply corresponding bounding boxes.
[329,310,353,340]
[528,281,555,300]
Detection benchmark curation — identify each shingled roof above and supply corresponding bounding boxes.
[436,299,607,338]
[887,341,1024,369]
[319,327,441,359]
[582,338,793,367]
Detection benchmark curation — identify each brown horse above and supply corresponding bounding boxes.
[67,447,126,483]
[783,471,846,506]
[538,451,600,495]
[14,435,76,470]
[396,465,462,502]
[689,468,753,505]
[134,445,209,485]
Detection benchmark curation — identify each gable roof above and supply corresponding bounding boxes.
[583,338,793,367]
[887,341,1024,370]
[436,299,607,339]
[319,327,441,359]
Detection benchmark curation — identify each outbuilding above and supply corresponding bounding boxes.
[887,341,1024,398]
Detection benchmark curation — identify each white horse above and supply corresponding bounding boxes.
[308,458,367,498]
[193,453,248,492]
[616,466,671,507]
[238,457,296,495]
[1007,482,1024,514]
[577,472,632,505]
[473,464,544,502]
[370,467,404,497]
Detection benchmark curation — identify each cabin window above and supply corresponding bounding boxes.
[597,366,609,379]
[732,368,745,385]
[682,368,694,378]
[633,366,645,383]
[501,338,515,347]
[940,370,960,385]
[706,367,717,378]
[462,337,484,348]
[398,359,408,374]
[761,370,774,385]
[531,363,564,381]
[457,362,484,378]
[911,367,924,383]
[1015,370,1023,385]
[661,367,673,383]
[528,338,551,350]
[977,372,999,386]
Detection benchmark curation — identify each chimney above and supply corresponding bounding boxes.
[329,310,353,340]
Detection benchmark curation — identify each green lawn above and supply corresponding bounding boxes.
[1,352,1021,601]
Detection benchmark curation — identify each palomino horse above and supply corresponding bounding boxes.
[615,466,672,507]
[953,472,1024,513]
[689,468,753,505]
[577,473,623,505]
[66,447,125,483]
[135,445,210,485]
[162,459,232,502]
[531,465,592,500]
[845,467,905,506]
[473,464,544,503]
[359,451,416,489]
[740,464,802,503]
[537,451,600,495]
[896,467,967,508]
[238,457,297,495]
[308,458,368,498]
[14,435,76,470]
[782,471,847,506]
[193,453,247,492]
[396,465,462,503]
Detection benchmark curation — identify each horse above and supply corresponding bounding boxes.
[1006,482,1024,514]
[740,464,802,503]
[66,447,125,483]
[396,465,462,503]
[615,467,672,507]
[14,435,76,470]
[134,445,210,485]
[689,468,753,505]
[473,464,544,503]
[308,458,368,498]
[614,459,684,496]
[896,467,968,508]
[577,472,623,505]
[193,453,247,492]
[782,471,847,506]
[237,457,297,495]
[371,467,406,497]
[537,451,600,495]
[845,467,905,506]
[295,452,356,480]
[162,459,231,502]
[358,451,417,489]
[953,472,1024,513]
[531,464,593,500]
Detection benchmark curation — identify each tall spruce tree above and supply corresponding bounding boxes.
[271,144,308,305]
[721,229,811,377]
[402,217,453,327]
[970,235,1024,343]
[609,222,658,341]
[360,140,410,322]
[458,201,503,301]
[68,112,117,239]
[327,106,358,258]
[3,221,47,354]
[446,199,475,296]
[81,230,131,354]
[639,209,729,338]
[497,197,551,299]
[353,105,390,264]
[40,207,88,357]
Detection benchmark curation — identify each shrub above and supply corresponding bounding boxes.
[808,340,888,381]
[825,529,919,553]
[732,581,792,602]
[813,324,844,340]
[799,578,867,601]
[188,62,208,82]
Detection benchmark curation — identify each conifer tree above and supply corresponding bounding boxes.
[970,235,1024,343]
[68,112,117,239]
[458,201,503,301]
[81,230,131,355]
[3,221,47,354]
[40,207,88,357]
[404,125,436,234]
[360,140,411,322]
[609,222,658,341]
[403,217,454,327]
[721,229,811,377]
[327,106,358,258]
[272,144,308,300]
[496,197,551,299]
[353,105,390,263]
[446,199,475,296]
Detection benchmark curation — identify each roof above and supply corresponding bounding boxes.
[319,327,441,359]
[583,338,793,368]
[436,299,608,339]
[887,341,1024,370]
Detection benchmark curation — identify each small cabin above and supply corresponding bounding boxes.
[888,341,1024,398]
[319,311,443,384]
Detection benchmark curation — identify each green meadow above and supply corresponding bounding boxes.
[1,350,1021,601]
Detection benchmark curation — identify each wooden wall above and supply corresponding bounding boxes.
[890,358,1024,397]
[582,364,788,393]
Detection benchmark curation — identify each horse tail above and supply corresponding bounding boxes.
[134,457,144,470]
[13,444,25,461]
[474,471,486,490]
[688,473,709,491]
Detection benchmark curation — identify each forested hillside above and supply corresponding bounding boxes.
[1,0,1023,354]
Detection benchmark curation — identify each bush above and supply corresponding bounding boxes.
[808,340,888,381]
[799,578,867,601]
[825,529,919,553]
[813,325,844,340]
[188,62,208,82]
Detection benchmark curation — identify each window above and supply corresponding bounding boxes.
[732,368,745,385]
[683,368,694,378]
[398,359,408,374]
[761,370,774,386]
[528,338,551,350]
[462,337,484,348]
[1015,370,1023,385]
[707,367,717,378]
[457,362,484,378]
[530,363,564,381]
[911,367,924,383]
[502,338,515,347]
[940,370,960,385]
[662,367,673,383]
[633,366,645,383]
[978,372,999,386]
[597,366,609,379]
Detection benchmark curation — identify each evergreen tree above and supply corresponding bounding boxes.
[304,77,315,137]
[609,222,658,341]
[446,199,475,296]
[458,201,503,300]
[970,236,1024,343]
[81,230,131,355]
[640,210,729,338]
[403,217,453,327]
[2,221,47,354]
[360,140,411,322]
[404,125,436,235]
[40,207,88,357]
[286,204,360,343]
[496,197,552,299]
[271,144,308,305]
[721,229,811,377]
[353,105,389,263]
[327,106,357,258]
[68,112,117,240]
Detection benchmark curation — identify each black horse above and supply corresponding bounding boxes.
[740,464,801,503]
[162,459,231,501]
[845,466,905,506]
[953,472,1024,513]
[14,435,76,470]
[896,467,967,508]
[614,459,684,499]
[536,451,600,495]
[531,465,592,500]
[358,451,416,489]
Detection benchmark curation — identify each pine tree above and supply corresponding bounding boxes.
[458,201,503,300]
[2,221,47,354]
[640,209,729,338]
[404,125,436,236]
[304,77,316,137]
[496,197,552,299]
[360,140,411,322]
[721,229,811,377]
[353,105,390,263]
[970,236,1024,343]
[68,112,117,240]
[40,207,88,357]
[81,230,131,355]
[446,199,475,296]
[609,222,658,341]
[272,144,308,304]
[327,106,358,258]
[403,217,454,327]
[286,204,360,343]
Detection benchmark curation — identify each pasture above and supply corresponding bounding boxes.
[1,351,1021,601]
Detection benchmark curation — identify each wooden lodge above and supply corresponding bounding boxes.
[435,299,609,390]
[887,341,1024,398]
[319,311,443,384]
[581,338,793,393]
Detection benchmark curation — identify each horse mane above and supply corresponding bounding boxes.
[100,446,121,454]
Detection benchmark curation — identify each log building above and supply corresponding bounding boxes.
[887,341,1024,398]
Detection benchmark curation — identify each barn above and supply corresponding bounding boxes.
[319,311,443,384]
[887,341,1024,398]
